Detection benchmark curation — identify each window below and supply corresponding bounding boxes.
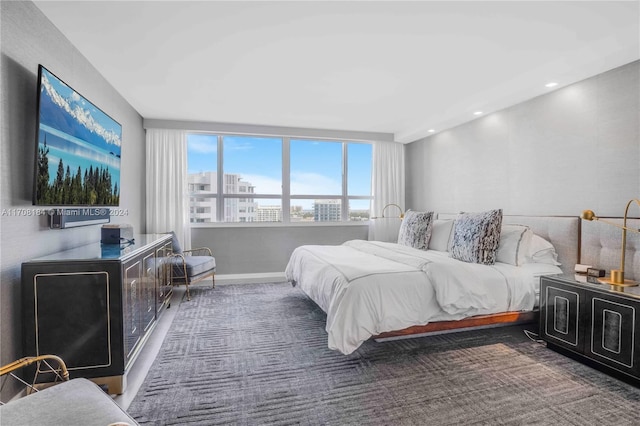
[347,143,372,221]
[187,133,372,224]
[186,134,217,224]
[290,139,342,196]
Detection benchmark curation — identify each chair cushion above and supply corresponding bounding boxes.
[0,378,139,426]
[171,255,216,280]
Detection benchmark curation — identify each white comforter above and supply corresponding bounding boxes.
[285,240,559,355]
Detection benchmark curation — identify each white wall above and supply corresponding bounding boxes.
[406,61,639,218]
[191,225,369,275]
[0,1,146,388]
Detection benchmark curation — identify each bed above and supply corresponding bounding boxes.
[285,212,579,355]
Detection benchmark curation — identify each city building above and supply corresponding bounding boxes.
[313,199,341,222]
[256,205,282,222]
[188,172,257,222]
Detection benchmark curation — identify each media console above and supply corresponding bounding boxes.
[21,233,173,394]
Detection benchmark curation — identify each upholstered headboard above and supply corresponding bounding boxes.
[437,214,580,275]
[580,218,640,281]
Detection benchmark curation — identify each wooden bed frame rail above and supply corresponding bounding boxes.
[374,310,537,341]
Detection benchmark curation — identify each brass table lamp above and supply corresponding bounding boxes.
[371,203,404,220]
[581,199,640,287]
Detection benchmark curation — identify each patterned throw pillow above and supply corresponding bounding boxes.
[450,209,503,265]
[397,210,434,250]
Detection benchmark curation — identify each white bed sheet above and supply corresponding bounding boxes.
[285,240,561,355]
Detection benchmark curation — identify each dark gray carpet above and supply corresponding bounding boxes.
[128,282,640,425]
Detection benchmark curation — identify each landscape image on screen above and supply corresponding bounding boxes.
[35,66,122,206]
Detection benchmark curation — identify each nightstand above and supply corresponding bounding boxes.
[539,275,640,385]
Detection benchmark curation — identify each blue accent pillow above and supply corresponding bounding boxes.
[450,209,503,264]
[397,210,434,250]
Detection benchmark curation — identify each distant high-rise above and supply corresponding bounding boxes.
[313,199,341,222]
[188,172,257,222]
[256,205,282,222]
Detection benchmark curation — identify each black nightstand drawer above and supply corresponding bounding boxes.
[541,284,583,350]
[588,295,638,373]
[539,275,640,384]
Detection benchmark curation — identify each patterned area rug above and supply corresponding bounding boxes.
[128,282,640,425]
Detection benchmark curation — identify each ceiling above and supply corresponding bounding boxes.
[34,1,639,143]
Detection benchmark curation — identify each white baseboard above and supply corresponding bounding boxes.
[214,272,287,285]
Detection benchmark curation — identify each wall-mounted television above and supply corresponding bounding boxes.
[33,65,122,206]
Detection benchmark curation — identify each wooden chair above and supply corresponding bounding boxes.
[167,231,216,301]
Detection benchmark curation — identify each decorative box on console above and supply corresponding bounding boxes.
[101,224,134,245]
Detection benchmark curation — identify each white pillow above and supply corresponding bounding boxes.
[428,219,454,251]
[526,234,561,266]
[496,224,532,266]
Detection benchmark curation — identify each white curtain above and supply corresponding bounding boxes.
[145,128,191,250]
[368,141,405,242]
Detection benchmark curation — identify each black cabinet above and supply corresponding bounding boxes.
[540,275,640,384]
[22,234,172,394]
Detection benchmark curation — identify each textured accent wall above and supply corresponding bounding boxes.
[406,61,639,218]
[0,1,145,386]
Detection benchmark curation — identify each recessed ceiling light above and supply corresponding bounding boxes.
[473,111,483,116]
[545,82,558,88]
[428,129,435,133]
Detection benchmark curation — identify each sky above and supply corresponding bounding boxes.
[187,134,372,210]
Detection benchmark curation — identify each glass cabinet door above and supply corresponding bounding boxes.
[141,251,156,333]
[122,258,142,365]
[155,241,173,313]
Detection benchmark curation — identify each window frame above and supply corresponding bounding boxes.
[187,132,372,226]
